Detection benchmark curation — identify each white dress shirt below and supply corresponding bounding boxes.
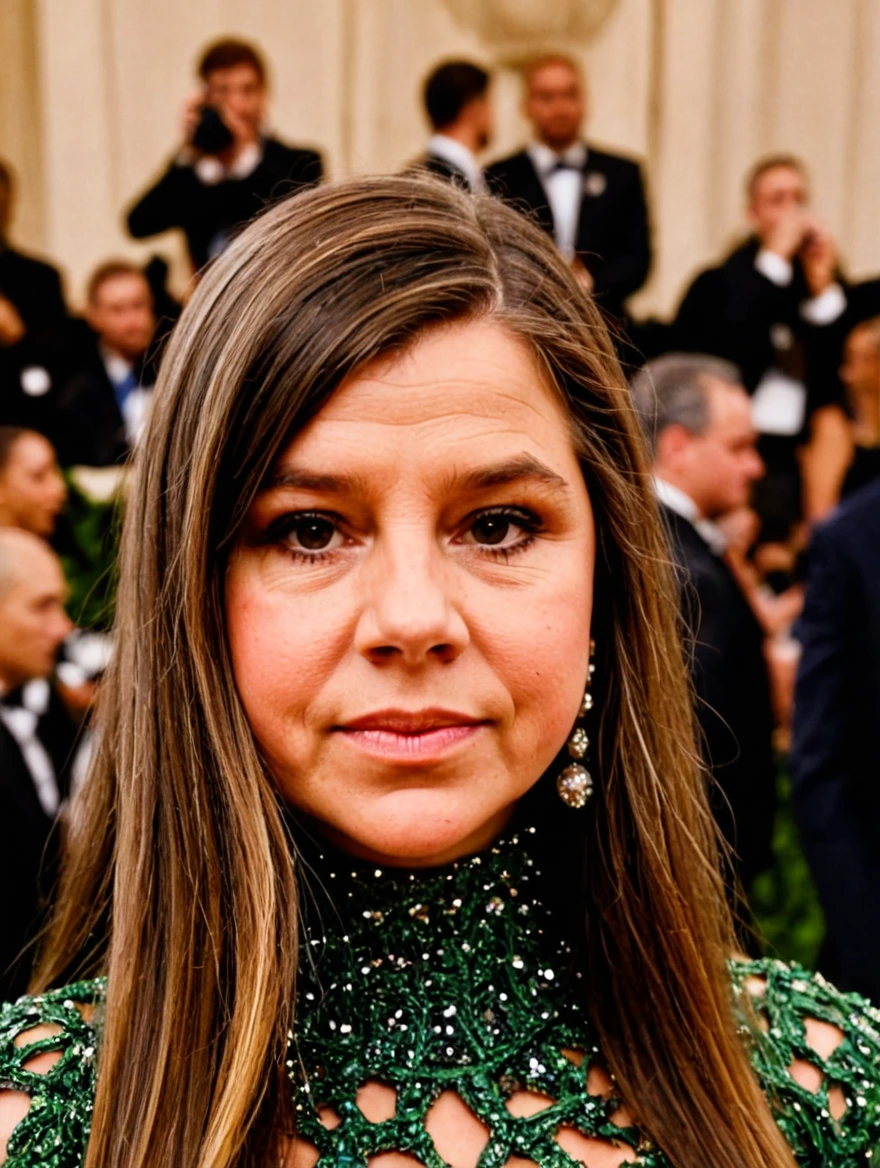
[0,679,60,816]
[751,249,847,436]
[101,349,152,448]
[527,141,588,261]
[426,134,486,194]
[654,477,728,555]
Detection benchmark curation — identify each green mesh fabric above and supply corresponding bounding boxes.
[3,828,880,1166]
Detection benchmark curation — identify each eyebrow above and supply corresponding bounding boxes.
[265,453,570,495]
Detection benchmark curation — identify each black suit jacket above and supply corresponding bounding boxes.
[790,480,880,999]
[127,136,323,270]
[485,145,651,316]
[0,685,78,999]
[53,337,156,467]
[674,237,846,417]
[0,246,76,429]
[661,504,776,885]
[408,152,474,190]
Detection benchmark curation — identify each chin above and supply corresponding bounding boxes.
[332,790,512,869]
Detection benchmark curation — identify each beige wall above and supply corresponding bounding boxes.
[1,0,878,317]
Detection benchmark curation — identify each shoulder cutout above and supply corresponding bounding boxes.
[0,981,103,1166]
[732,958,880,1160]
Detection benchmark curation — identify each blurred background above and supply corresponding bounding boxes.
[3,0,880,315]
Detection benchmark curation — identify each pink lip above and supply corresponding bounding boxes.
[335,708,488,762]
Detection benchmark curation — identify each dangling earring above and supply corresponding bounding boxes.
[556,642,595,809]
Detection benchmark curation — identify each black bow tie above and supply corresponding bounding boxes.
[549,158,582,173]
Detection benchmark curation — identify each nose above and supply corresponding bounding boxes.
[354,538,469,668]
[747,449,765,480]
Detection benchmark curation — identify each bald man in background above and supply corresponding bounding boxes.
[0,529,77,998]
[486,53,651,320]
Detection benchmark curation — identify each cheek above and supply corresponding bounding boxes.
[225,566,344,749]
[479,556,594,753]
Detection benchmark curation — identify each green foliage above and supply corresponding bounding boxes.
[749,763,825,969]
[56,477,121,632]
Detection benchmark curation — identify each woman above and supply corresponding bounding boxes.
[0,427,67,539]
[1,176,878,1167]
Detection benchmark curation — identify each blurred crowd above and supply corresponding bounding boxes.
[1,37,878,1002]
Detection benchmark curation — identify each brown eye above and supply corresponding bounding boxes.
[471,514,513,546]
[291,516,338,551]
[461,508,541,552]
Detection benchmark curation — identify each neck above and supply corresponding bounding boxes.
[655,474,705,520]
[436,124,479,157]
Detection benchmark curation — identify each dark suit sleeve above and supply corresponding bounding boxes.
[586,162,651,308]
[673,258,793,386]
[126,160,202,240]
[790,522,880,994]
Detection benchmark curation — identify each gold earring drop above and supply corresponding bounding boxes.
[556,645,595,809]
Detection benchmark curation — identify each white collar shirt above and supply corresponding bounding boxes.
[654,477,728,556]
[527,141,588,261]
[426,134,486,193]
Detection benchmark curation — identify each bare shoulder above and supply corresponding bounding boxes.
[0,981,103,1166]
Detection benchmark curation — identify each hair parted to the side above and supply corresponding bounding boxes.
[35,175,796,1168]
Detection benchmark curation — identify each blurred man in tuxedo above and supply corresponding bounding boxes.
[0,528,77,998]
[0,160,73,430]
[412,60,492,192]
[486,53,651,319]
[675,156,849,535]
[54,261,157,467]
[127,38,323,271]
[791,478,880,1001]
[632,353,776,893]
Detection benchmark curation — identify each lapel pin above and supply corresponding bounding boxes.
[584,171,607,197]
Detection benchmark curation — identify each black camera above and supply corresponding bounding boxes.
[192,106,234,156]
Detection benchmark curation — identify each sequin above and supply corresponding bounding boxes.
[5,832,880,1165]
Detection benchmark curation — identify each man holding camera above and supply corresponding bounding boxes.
[673,156,850,535]
[126,38,323,272]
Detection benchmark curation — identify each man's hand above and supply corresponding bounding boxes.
[762,208,808,261]
[570,256,594,295]
[0,294,25,346]
[800,219,838,296]
[179,93,203,153]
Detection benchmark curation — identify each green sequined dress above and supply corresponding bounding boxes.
[3,826,880,1166]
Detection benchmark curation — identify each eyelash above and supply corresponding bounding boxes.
[266,507,544,565]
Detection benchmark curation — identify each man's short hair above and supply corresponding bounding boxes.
[745,153,808,201]
[423,61,490,131]
[198,37,267,86]
[0,426,36,475]
[523,52,583,90]
[86,260,148,306]
[630,353,742,455]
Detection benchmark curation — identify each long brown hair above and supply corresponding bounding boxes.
[37,176,795,1167]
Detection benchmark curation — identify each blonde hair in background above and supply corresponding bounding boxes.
[37,175,796,1168]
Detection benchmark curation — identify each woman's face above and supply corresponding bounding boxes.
[226,321,595,866]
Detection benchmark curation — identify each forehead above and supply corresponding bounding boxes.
[95,273,150,304]
[704,379,751,429]
[206,63,263,89]
[1,546,63,596]
[7,433,52,469]
[848,325,880,354]
[528,61,580,93]
[752,165,806,201]
[276,321,577,477]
